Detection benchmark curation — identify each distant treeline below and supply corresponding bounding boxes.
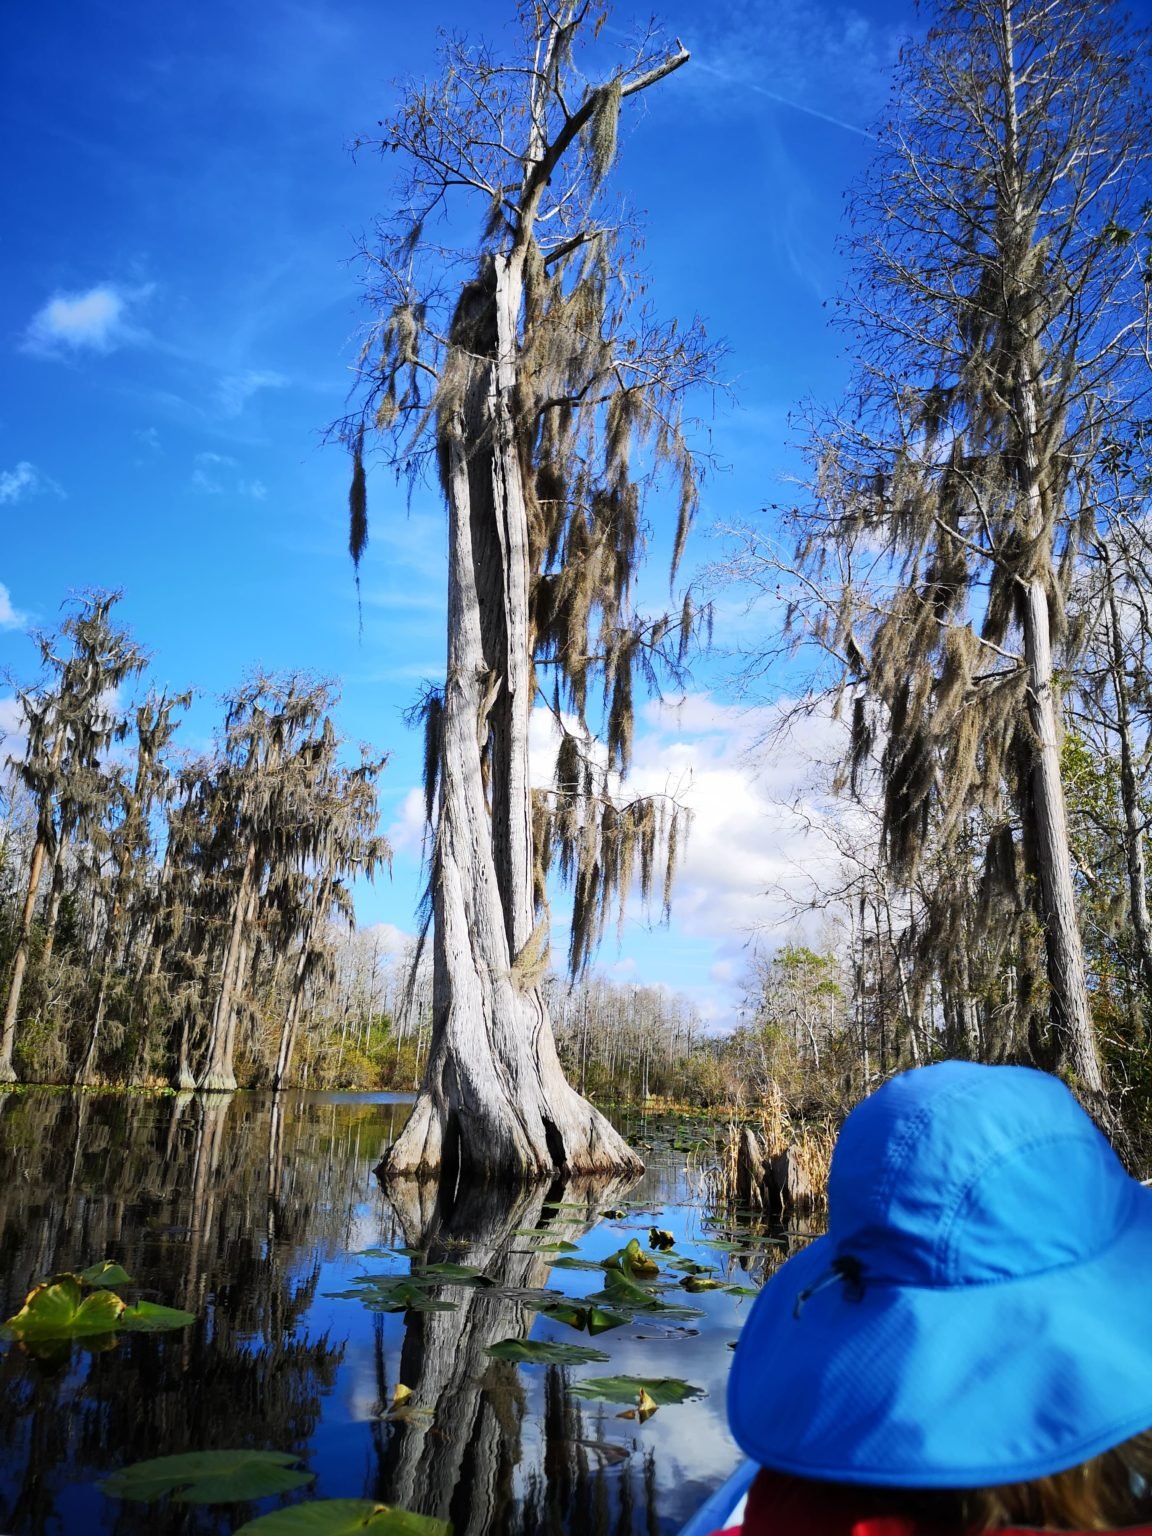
[0,592,389,1090]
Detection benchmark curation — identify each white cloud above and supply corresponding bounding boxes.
[216,368,287,417]
[387,786,428,858]
[360,921,416,956]
[190,453,266,500]
[0,461,64,507]
[689,0,903,134]
[23,282,153,356]
[528,692,862,1026]
[1,463,40,504]
[0,695,27,761]
[135,426,163,454]
[630,693,853,940]
[0,584,28,631]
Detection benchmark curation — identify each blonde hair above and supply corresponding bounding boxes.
[964,1430,1152,1531]
[751,1432,1152,1533]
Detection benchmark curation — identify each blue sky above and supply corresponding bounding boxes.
[0,0,915,1026]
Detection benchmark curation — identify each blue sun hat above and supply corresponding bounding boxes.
[728,1060,1152,1488]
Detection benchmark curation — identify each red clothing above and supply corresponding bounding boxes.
[711,1469,1152,1536]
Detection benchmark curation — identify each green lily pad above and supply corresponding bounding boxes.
[569,1375,705,1406]
[486,1338,609,1365]
[550,1256,607,1272]
[541,1302,588,1330]
[586,1307,630,1336]
[325,1277,458,1314]
[680,1276,723,1293]
[233,1501,450,1535]
[413,1263,491,1284]
[4,1277,125,1339]
[587,1268,705,1321]
[98,1449,312,1503]
[725,1284,761,1297]
[80,1261,134,1289]
[119,1301,197,1332]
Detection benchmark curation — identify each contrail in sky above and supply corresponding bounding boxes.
[693,57,877,141]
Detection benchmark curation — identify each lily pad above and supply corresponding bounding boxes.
[588,1269,705,1321]
[325,1278,458,1314]
[233,1501,450,1535]
[413,1263,491,1285]
[119,1301,197,1332]
[550,1256,607,1273]
[541,1302,587,1331]
[569,1375,705,1406]
[4,1278,125,1339]
[648,1228,676,1250]
[80,1261,134,1289]
[586,1307,630,1336]
[680,1276,723,1293]
[486,1338,609,1365]
[98,1449,312,1503]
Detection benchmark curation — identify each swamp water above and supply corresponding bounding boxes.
[0,1091,810,1535]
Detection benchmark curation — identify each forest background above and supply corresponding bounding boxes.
[2,0,1148,1127]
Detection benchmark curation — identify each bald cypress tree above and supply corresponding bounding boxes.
[796,0,1150,1096]
[343,3,715,1181]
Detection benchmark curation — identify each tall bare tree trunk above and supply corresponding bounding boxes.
[380,256,641,1185]
[1001,10,1102,1097]
[38,840,68,969]
[1104,559,1152,1004]
[198,842,257,1092]
[1022,579,1102,1092]
[0,835,48,1082]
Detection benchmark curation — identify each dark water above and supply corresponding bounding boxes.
[0,1091,801,1535]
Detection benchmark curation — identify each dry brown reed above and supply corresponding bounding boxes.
[706,1080,836,1213]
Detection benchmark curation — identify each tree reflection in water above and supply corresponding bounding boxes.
[0,1092,714,1536]
[371,1170,668,1536]
[0,1089,407,1536]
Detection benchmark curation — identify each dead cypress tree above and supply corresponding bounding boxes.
[341,3,716,1182]
[795,0,1151,1096]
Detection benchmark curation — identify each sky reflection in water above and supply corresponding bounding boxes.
[0,1091,808,1535]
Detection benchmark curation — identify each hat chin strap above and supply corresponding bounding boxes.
[793,1255,865,1319]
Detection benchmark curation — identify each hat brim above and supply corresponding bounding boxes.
[728,1187,1152,1488]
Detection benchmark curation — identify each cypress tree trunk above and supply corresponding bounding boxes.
[198,842,257,1092]
[38,842,68,969]
[0,834,48,1082]
[1022,577,1103,1092]
[1002,12,1101,1096]
[380,256,641,1185]
[1104,561,1152,1004]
